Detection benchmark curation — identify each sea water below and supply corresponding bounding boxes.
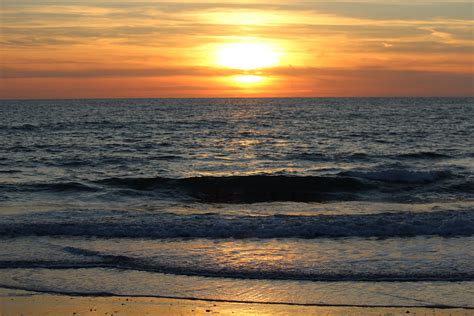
[0,97,473,307]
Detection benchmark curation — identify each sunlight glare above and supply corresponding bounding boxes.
[216,43,280,70]
[234,75,263,84]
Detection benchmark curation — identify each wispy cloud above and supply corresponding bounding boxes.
[1,0,473,98]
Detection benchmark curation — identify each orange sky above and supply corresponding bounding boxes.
[1,0,473,99]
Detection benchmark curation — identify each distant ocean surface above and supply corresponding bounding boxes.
[0,98,473,307]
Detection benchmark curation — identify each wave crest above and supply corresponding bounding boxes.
[97,175,370,203]
[340,169,450,184]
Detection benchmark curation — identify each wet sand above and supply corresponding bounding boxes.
[0,289,471,316]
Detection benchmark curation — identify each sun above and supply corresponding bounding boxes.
[233,75,263,84]
[216,42,280,70]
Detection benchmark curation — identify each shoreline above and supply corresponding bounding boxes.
[1,288,471,316]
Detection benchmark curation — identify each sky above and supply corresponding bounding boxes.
[0,0,473,99]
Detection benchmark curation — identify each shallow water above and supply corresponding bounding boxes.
[0,97,473,307]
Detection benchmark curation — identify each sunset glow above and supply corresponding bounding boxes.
[233,75,264,84]
[1,1,473,313]
[216,43,281,70]
[0,1,472,98]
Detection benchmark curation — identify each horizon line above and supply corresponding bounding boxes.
[1,96,473,102]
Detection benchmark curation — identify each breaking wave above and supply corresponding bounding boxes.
[97,175,370,202]
[1,210,472,239]
[339,169,451,184]
[5,169,468,203]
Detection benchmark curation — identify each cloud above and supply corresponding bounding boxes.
[267,67,474,96]
[1,0,472,98]
[3,1,473,20]
[2,66,472,98]
[0,66,238,78]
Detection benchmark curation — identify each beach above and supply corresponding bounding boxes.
[1,289,472,316]
[0,98,473,312]
[2,0,473,312]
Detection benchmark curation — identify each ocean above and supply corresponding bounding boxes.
[0,97,473,308]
